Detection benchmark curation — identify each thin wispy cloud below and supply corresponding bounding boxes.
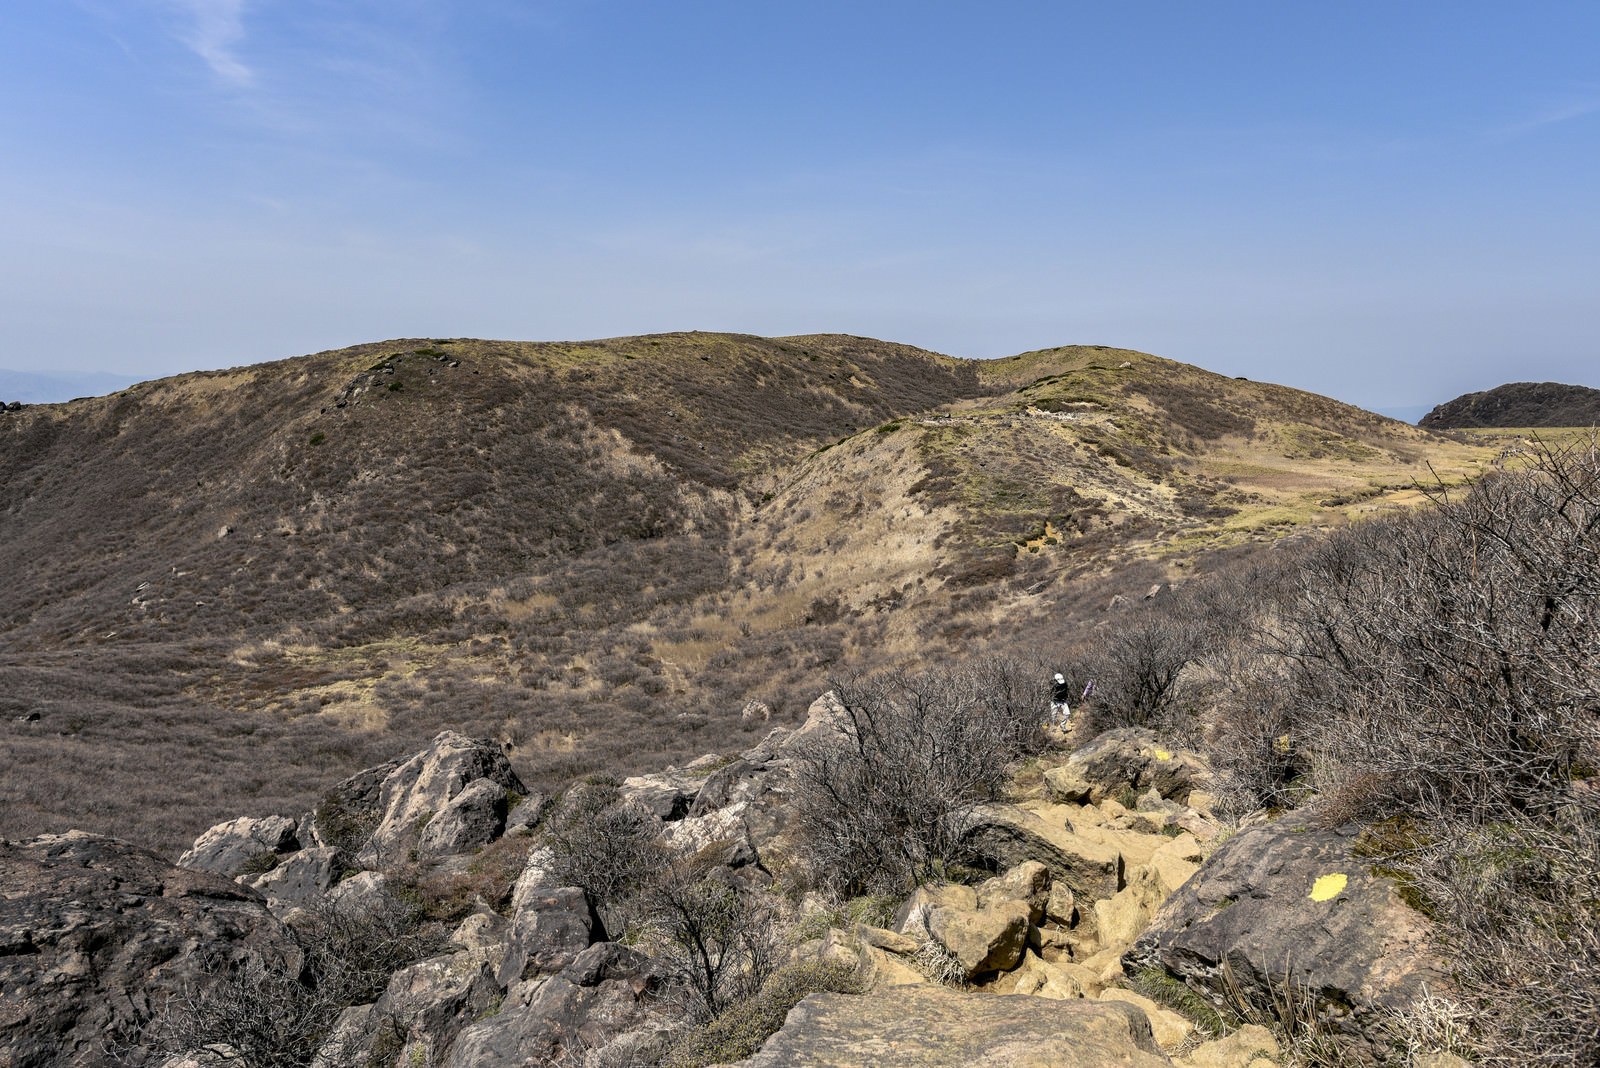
[1494,92,1600,137]
[171,0,252,85]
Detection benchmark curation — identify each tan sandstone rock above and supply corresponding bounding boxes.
[1175,1024,1281,1068]
[1098,987,1195,1048]
[737,986,1171,1067]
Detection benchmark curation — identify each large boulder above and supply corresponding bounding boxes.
[308,758,401,854]
[354,950,503,1067]
[660,800,757,865]
[926,899,1031,980]
[955,804,1121,904]
[354,731,527,867]
[246,845,342,910]
[1044,729,1208,806]
[1124,815,1448,1063]
[620,771,701,821]
[0,831,299,1068]
[737,986,1171,1067]
[178,815,299,876]
[507,886,605,981]
[444,942,671,1068]
[415,777,509,859]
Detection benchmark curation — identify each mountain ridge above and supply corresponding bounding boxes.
[0,332,1496,855]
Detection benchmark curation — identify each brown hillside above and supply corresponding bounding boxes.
[0,334,1495,855]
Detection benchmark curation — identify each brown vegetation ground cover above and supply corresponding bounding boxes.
[0,333,1504,855]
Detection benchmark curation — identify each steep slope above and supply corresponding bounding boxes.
[0,335,1496,855]
[1419,380,1600,428]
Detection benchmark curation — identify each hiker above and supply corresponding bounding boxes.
[1050,673,1073,727]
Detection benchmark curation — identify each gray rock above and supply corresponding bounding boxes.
[660,800,756,862]
[1043,728,1208,806]
[360,950,502,1067]
[509,845,560,914]
[310,758,401,853]
[688,758,777,816]
[502,792,547,838]
[355,731,526,867]
[736,987,1169,1067]
[452,909,520,989]
[620,771,700,821]
[178,814,299,875]
[416,777,509,859]
[327,870,393,915]
[444,942,671,1068]
[0,831,299,1068]
[1124,814,1448,1063]
[248,845,341,908]
[310,1005,375,1068]
[508,886,605,981]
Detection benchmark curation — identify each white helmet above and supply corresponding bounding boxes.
[1054,673,1065,683]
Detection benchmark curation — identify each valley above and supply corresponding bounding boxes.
[0,333,1501,855]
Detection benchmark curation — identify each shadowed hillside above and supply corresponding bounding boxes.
[0,334,1497,855]
[1420,380,1600,428]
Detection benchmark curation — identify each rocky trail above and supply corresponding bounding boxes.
[1,700,1458,1068]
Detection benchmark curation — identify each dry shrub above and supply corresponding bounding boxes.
[1282,438,1600,823]
[137,884,440,1068]
[538,780,666,912]
[642,855,783,1021]
[1197,436,1600,1065]
[790,659,1047,897]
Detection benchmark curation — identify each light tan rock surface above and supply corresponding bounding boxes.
[737,987,1172,1067]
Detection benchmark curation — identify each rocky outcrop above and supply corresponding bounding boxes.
[620,766,709,821]
[1125,816,1449,1063]
[355,731,527,867]
[955,803,1121,904]
[508,886,606,981]
[1419,380,1600,429]
[0,831,298,1068]
[443,942,671,1068]
[247,845,341,907]
[415,777,509,858]
[355,950,503,1067]
[737,987,1170,1067]
[13,706,1470,1068]
[1043,728,1208,806]
[178,815,299,876]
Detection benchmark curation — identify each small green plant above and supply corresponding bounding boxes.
[1130,966,1236,1036]
[843,894,900,929]
[233,850,281,878]
[308,431,325,445]
[661,959,863,1068]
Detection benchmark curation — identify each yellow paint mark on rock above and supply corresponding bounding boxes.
[1310,873,1347,902]
[1153,748,1172,761]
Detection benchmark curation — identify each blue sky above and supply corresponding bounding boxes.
[3,2,1597,411]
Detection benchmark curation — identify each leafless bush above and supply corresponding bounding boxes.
[1203,437,1600,1064]
[1203,668,1307,818]
[790,659,1047,897]
[138,886,438,1068]
[1079,564,1282,742]
[539,780,667,913]
[642,856,782,1021]
[1279,438,1600,823]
